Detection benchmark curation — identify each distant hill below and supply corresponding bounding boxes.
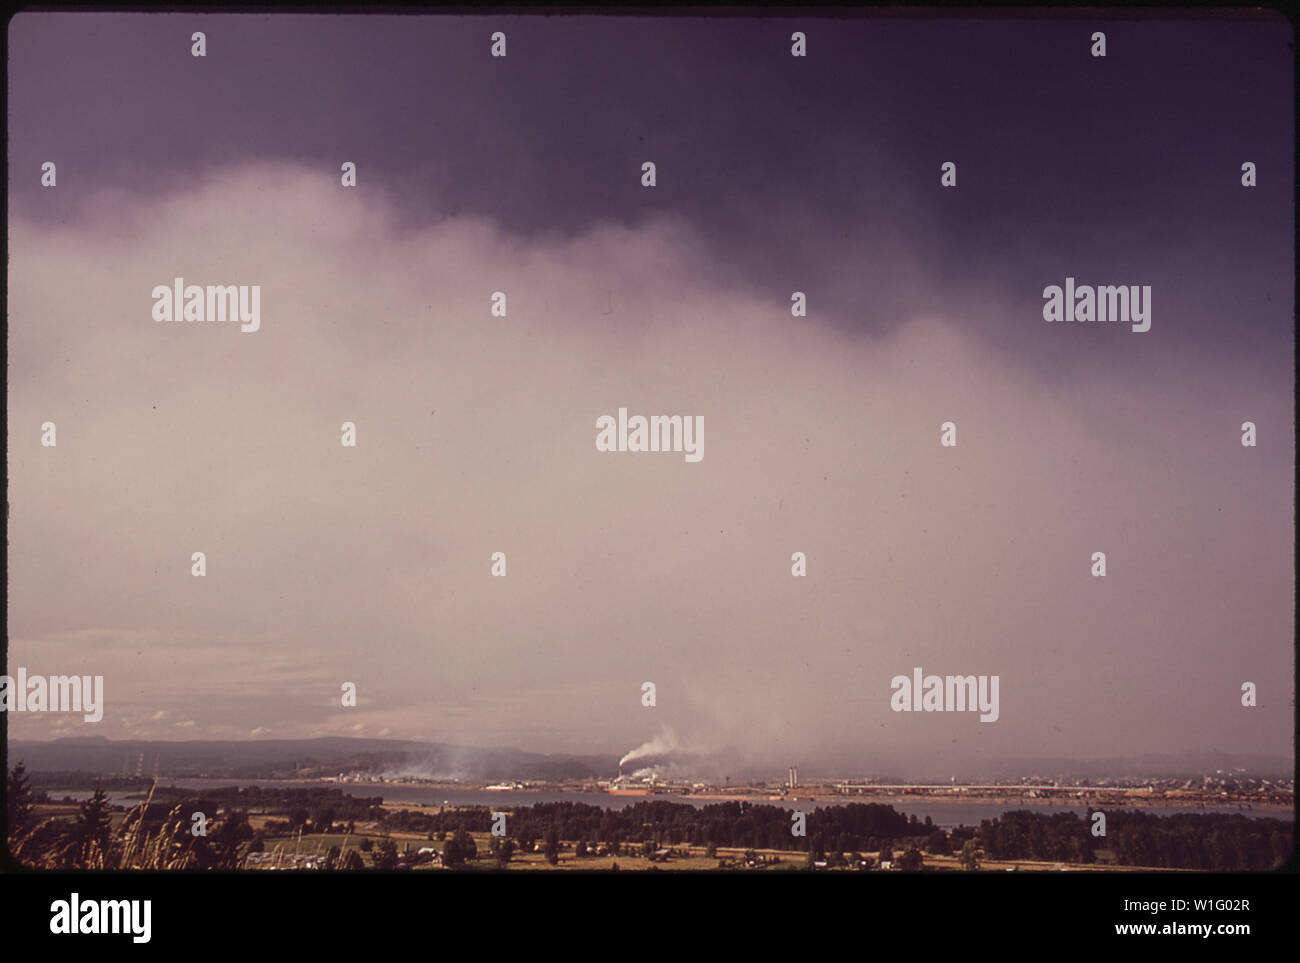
[981,750,1294,781]
[6,736,619,781]
[5,736,1290,783]
[831,748,1294,783]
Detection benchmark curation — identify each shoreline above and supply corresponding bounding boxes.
[66,776,1292,816]
[237,777,1292,815]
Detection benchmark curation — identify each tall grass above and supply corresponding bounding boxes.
[10,782,235,870]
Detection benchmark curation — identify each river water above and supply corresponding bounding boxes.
[49,778,1291,828]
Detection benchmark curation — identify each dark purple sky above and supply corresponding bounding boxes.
[10,13,1293,369]
[6,11,1294,776]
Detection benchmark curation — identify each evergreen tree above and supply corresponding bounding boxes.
[6,762,35,835]
[342,849,366,871]
[496,837,515,868]
[898,844,924,871]
[71,784,113,863]
[960,838,982,871]
[444,829,477,867]
[374,838,399,870]
[456,829,477,862]
[924,830,952,855]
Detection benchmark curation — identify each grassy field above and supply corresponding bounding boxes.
[252,826,1171,872]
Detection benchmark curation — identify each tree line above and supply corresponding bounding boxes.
[389,799,922,853]
[140,784,384,821]
[976,809,1291,870]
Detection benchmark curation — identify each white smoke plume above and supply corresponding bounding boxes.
[618,725,683,769]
